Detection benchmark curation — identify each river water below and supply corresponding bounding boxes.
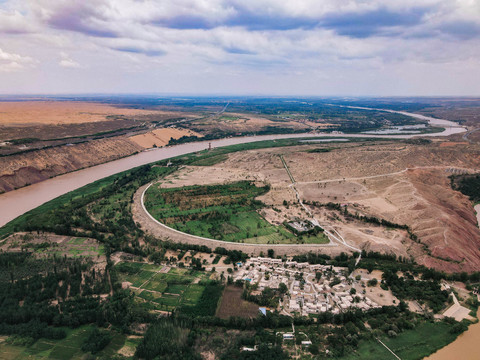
[0,108,465,227]
[426,309,480,360]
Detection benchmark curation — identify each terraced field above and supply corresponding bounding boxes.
[115,262,221,313]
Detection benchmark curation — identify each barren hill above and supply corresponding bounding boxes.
[0,138,143,192]
[156,141,480,272]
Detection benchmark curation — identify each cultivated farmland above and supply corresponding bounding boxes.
[115,261,222,314]
[216,285,260,319]
[144,181,328,244]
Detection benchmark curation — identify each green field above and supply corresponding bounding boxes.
[115,261,220,312]
[145,181,328,244]
[340,321,461,360]
[189,153,229,166]
[0,326,127,360]
[0,136,367,241]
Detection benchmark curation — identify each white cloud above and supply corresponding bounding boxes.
[0,8,35,34]
[0,47,34,72]
[59,52,81,68]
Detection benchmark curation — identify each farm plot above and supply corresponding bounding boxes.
[115,261,217,313]
[145,181,325,244]
[339,321,460,360]
[1,233,106,260]
[216,285,260,319]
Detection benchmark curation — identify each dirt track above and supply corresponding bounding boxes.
[132,183,348,257]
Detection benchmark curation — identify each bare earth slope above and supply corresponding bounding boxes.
[141,141,480,272]
[405,169,480,272]
[0,100,201,192]
[129,128,201,148]
[0,138,143,192]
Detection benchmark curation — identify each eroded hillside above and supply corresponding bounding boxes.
[155,140,480,272]
[0,138,143,192]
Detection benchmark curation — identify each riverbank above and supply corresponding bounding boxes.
[425,309,480,360]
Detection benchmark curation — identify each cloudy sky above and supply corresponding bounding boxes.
[0,0,479,96]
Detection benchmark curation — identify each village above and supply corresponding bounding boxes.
[233,257,383,317]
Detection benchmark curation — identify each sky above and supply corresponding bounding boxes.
[0,0,479,96]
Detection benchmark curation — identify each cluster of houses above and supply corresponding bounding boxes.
[234,257,381,316]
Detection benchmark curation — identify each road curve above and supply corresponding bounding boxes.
[0,108,466,228]
[132,183,343,256]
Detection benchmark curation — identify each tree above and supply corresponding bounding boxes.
[309,344,319,355]
[81,328,111,354]
[279,283,288,295]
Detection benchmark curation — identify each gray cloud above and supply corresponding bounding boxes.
[319,7,430,38]
[438,21,480,40]
[45,3,118,38]
[0,0,478,95]
[113,46,166,57]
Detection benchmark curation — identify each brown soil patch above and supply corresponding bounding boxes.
[118,335,142,357]
[439,142,469,147]
[0,101,172,125]
[216,285,260,319]
[129,128,202,148]
[189,112,311,134]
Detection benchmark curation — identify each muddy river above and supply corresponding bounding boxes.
[0,109,465,227]
[425,309,480,360]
